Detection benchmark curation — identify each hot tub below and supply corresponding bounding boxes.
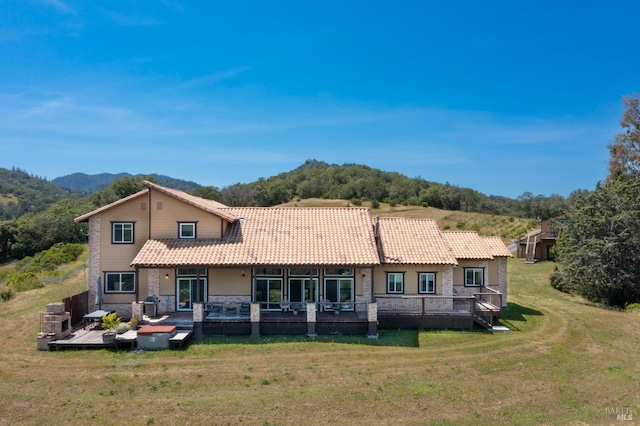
[136,325,177,350]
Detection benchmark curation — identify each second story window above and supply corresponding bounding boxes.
[179,222,196,239]
[112,222,134,244]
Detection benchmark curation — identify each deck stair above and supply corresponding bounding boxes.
[525,235,537,263]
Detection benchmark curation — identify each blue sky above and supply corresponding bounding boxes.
[0,1,638,198]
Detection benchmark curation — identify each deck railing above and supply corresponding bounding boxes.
[473,287,502,328]
[376,295,475,315]
[474,287,502,311]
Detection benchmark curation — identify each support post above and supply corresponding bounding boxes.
[131,302,144,323]
[193,302,204,339]
[367,302,378,339]
[250,303,261,338]
[306,302,317,337]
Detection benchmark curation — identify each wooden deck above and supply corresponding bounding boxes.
[46,328,193,350]
[47,329,114,350]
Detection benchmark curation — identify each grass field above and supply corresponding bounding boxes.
[0,258,638,425]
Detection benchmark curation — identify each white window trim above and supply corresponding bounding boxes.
[179,222,196,239]
[464,268,485,287]
[419,272,436,294]
[112,222,134,244]
[386,272,404,294]
[105,272,136,293]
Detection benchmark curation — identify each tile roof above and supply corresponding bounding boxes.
[74,181,238,224]
[143,181,238,222]
[482,236,513,258]
[131,207,380,267]
[74,189,148,223]
[375,217,457,265]
[442,231,494,260]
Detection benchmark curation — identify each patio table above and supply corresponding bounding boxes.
[83,309,115,330]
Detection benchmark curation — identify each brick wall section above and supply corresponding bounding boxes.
[148,268,160,299]
[88,216,101,313]
[209,295,251,305]
[442,266,453,297]
[356,268,372,311]
[497,257,508,307]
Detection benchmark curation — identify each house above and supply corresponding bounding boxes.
[517,217,565,263]
[75,181,511,335]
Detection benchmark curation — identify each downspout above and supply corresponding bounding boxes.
[147,189,152,239]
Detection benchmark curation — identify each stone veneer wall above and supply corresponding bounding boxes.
[497,257,508,307]
[147,269,160,300]
[355,268,373,312]
[209,295,251,305]
[87,216,101,313]
[441,266,454,297]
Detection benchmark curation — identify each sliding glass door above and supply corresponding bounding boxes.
[176,278,207,311]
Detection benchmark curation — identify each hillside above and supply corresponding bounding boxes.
[279,198,536,240]
[0,168,83,221]
[52,172,202,193]
[221,160,571,220]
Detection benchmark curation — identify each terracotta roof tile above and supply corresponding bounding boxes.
[143,181,238,222]
[131,207,380,267]
[482,236,513,257]
[74,189,148,223]
[442,231,494,260]
[376,217,457,265]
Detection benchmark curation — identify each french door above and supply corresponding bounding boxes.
[324,278,354,311]
[288,278,319,305]
[256,278,282,311]
[176,278,207,311]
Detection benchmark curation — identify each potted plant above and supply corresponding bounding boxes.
[101,312,120,345]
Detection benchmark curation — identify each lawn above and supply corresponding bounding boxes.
[0,259,638,425]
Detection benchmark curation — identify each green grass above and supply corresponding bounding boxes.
[0,260,638,425]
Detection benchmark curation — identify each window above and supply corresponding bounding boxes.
[324,278,354,310]
[112,222,134,243]
[324,268,354,276]
[288,268,318,276]
[177,268,207,276]
[465,268,484,287]
[179,222,196,239]
[256,278,283,310]
[255,268,282,276]
[105,272,136,293]
[386,272,404,293]
[419,272,436,294]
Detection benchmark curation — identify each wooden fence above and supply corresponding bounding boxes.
[63,290,89,326]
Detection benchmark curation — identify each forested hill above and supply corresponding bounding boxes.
[220,160,574,219]
[0,168,83,221]
[52,172,201,193]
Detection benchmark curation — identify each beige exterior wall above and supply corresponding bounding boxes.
[148,190,224,239]
[210,268,251,296]
[92,196,150,313]
[373,264,449,295]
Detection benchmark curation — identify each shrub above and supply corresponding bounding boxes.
[6,271,43,292]
[456,221,465,230]
[626,303,640,312]
[371,200,380,209]
[350,198,362,206]
[0,288,13,302]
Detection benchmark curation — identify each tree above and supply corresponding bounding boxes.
[608,94,640,181]
[551,95,640,307]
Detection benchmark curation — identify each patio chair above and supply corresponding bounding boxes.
[205,302,223,318]
[239,302,250,316]
[280,298,290,311]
